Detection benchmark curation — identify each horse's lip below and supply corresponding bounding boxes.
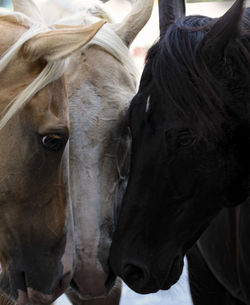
[161,256,183,290]
[70,278,80,293]
[104,270,116,291]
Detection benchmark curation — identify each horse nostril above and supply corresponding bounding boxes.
[122,263,149,287]
[54,271,72,298]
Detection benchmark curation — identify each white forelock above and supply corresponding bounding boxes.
[85,24,139,82]
[54,1,139,83]
[0,0,139,130]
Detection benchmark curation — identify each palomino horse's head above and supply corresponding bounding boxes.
[0,4,104,304]
[27,0,153,300]
[109,0,250,294]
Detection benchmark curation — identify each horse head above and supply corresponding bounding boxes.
[59,0,153,300]
[109,0,250,294]
[28,0,153,301]
[0,1,104,303]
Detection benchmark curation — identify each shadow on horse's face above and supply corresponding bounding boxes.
[110,0,250,294]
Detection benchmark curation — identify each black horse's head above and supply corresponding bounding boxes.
[109,0,250,294]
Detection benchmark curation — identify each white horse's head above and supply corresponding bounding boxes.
[14,0,154,301]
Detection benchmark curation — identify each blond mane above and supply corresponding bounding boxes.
[53,0,139,83]
[0,9,67,130]
[0,0,138,130]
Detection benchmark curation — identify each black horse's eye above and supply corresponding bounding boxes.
[41,134,67,152]
[177,130,197,147]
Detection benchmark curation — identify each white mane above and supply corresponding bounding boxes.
[0,9,67,130]
[53,0,139,83]
[0,0,139,129]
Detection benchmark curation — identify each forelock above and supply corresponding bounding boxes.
[54,1,139,84]
[145,15,230,138]
[0,10,67,130]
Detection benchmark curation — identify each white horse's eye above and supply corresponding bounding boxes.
[145,96,151,113]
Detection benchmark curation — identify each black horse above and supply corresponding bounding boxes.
[109,0,250,304]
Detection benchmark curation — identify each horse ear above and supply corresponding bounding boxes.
[201,0,244,61]
[12,0,46,24]
[158,0,185,37]
[112,0,154,47]
[22,21,105,62]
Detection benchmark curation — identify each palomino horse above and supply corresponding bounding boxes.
[13,0,153,304]
[109,0,250,304]
[0,6,104,304]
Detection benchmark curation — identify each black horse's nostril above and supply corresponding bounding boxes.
[122,263,149,288]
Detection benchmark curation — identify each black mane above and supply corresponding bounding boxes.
[109,2,250,300]
[141,11,250,138]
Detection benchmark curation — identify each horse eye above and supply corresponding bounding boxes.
[41,134,67,152]
[177,130,197,147]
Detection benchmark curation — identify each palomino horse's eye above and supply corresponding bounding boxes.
[41,134,67,152]
[177,130,197,148]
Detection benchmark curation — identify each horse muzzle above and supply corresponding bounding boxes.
[69,270,109,300]
[0,267,71,305]
[110,253,184,294]
[16,272,71,305]
[0,247,73,305]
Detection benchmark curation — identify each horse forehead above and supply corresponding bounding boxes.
[70,79,126,125]
[29,77,68,108]
[66,46,136,96]
[0,60,66,116]
[91,47,136,85]
[0,22,68,118]
[0,20,26,53]
[0,22,41,104]
[0,57,42,92]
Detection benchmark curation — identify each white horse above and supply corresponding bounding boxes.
[13,0,153,304]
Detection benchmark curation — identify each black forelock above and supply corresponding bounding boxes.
[141,12,250,139]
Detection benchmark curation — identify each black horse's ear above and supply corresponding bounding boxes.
[201,0,244,61]
[158,0,186,37]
